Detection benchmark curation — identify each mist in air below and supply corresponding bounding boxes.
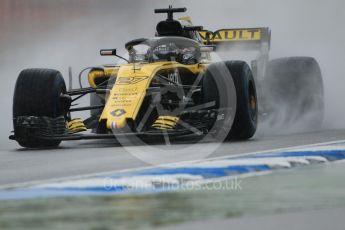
[1,0,344,147]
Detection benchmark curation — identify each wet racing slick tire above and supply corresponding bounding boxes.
[13,69,68,148]
[202,61,258,140]
[264,57,324,130]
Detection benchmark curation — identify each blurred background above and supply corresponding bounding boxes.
[1,0,345,148]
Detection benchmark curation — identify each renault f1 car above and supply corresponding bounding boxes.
[10,6,324,148]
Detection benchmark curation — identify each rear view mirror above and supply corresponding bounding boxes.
[200,46,216,52]
[100,49,117,56]
[100,49,129,63]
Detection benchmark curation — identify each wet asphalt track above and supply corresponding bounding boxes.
[1,129,345,187]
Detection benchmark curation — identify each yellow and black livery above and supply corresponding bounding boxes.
[10,6,324,148]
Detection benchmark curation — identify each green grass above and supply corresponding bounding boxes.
[1,162,345,230]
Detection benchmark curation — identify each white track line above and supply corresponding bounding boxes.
[1,139,345,190]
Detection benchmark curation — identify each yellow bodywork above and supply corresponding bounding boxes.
[67,119,87,134]
[89,62,207,130]
[88,67,118,88]
[86,27,268,131]
[152,116,180,130]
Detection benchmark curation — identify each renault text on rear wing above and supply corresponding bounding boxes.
[198,27,271,49]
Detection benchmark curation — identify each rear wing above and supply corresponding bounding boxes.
[198,27,271,50]
[198,28,271,81]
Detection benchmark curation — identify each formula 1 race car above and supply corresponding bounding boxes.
[10,6,324,148]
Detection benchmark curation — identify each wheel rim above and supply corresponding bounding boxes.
[248,82,257,122]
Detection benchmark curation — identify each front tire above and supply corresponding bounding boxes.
[202,61,258,140]
[13,69,68,148]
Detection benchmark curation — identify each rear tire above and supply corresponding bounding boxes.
[263,57,324,131]
[13,69,67,148]
[202,61,258,140]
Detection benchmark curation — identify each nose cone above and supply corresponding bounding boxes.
[100,64,156,131]
[109,117,127,130]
